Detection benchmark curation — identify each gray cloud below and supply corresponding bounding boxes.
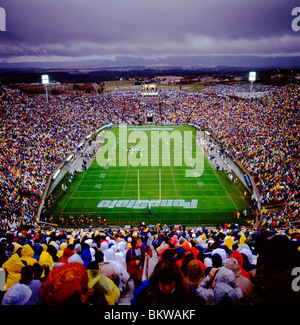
[0,0,299,67]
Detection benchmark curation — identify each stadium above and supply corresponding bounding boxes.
[1,80,297,229]
[1,74,300,306]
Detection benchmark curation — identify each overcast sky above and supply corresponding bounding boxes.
[0,0,299,68]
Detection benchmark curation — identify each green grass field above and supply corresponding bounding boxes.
[48,125,252,227]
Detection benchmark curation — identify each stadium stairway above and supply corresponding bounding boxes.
[118,242,159,305]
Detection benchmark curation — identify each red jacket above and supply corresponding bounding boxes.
[126,243,152,276]
[229,250,251,280]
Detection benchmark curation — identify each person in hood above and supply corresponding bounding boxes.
[81,247,95,269]
[213,267,243,305]
[86,261,120,305]
[105,246,129,293]
[224,257,254,297]
[2,282,32,305]
[176,249,205,278]
[33,244,43,262]
[39,244,54,269]
[187,260,205,290]
[47,244,59,263]
[229,250,250,280]
[2,252,25,290]
[40,262,89,305]
[59,247,74,264]
[57,242,68,259]
[196,266,243,305]
[20,244,36,266]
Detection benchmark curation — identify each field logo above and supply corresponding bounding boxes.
[97,199,199,209]
[96,124,204,177]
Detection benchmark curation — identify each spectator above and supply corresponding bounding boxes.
[59,247,74,264]
[104,245,130,293]
[5,243,15,260]
[19,265,43,305]
[38,244,54,269]
[2,282,32,305]
[196,267,243,305]
[131,259,204,305]
[243,235,300,305]
[95,250,117,283]
[20,244,36,266]
[40,262,89,305]
[229,250,251,280]
[158,235,180,261]
[224,257,254,297]
[32,244,43,262]
[0,240,8,266]
[126,236,152,289]
[139,222,151,245]
[152,233,164,255]
[2,251,25,290]
[187,260,205,290]
[81,247,94,268]
[86,261,120,305]
[175,249,205,278]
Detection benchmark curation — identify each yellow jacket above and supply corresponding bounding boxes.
[88,269,120,305]
[239,234,246,246]
[57,242,68,259]
[39,244,54,268]
[225,236,235,251]
[21,244,36,266]
[2,253,25,290]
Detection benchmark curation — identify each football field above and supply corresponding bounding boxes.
[50,125,250,226]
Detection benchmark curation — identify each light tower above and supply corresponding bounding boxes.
[249,71,256,93]
[41,74,49,104]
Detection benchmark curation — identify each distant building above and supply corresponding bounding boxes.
[153,76,184,85]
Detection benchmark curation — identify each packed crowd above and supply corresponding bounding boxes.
[0,88,100,220]
[187,85,300,228]
[0,83,299,229]
[0,221,300,305]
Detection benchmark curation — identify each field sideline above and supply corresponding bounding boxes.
[48,125,251,226]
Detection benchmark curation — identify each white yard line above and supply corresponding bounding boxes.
[159,168,161,201]
[70,195,230,199]
[212,168,238,210]
[121,165,130,198]
[61,173,86,212]
[162,132,179,198]
[137,169,140,202]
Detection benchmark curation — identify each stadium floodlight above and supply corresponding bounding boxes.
[249,71,256,93]
[41,74,49,104]
[249,71,256,82]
